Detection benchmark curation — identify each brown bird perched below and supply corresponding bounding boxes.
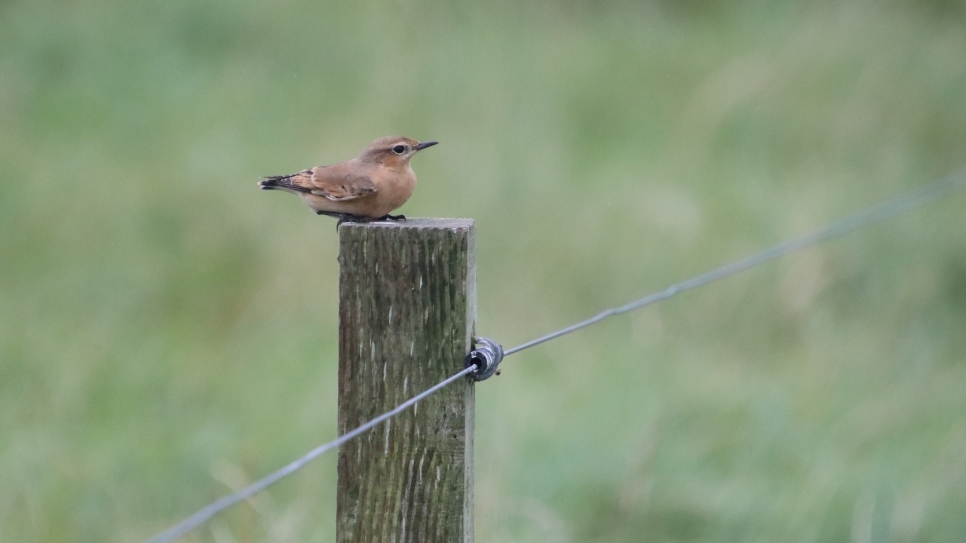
[258,136,438,225]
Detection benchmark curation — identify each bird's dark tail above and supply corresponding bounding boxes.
[258,172,312,192]
[258,175,286,190]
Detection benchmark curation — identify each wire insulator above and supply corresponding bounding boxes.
[464,337,504,381]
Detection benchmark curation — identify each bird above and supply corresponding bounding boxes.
[258,136,438,225]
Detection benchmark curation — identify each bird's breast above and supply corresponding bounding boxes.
[377,165,417,208]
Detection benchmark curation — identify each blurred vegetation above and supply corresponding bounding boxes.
[2,0,965,541]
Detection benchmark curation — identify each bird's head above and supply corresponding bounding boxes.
[359,136,438,167]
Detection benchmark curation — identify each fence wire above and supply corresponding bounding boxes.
[504,170,966,355]
[144,367,478,543]
[144,170,965,543]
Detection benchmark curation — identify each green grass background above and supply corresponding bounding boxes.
[2,0,965,541]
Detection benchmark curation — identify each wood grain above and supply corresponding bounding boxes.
[337,218,475,543]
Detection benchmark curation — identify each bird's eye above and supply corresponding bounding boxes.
[392,145,406,155]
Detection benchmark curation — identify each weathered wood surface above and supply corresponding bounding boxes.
[337,218,476,543]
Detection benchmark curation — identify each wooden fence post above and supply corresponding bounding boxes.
[337,218,476,543]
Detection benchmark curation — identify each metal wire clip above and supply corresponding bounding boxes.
[464,336,504,381]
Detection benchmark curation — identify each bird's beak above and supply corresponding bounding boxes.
[415,141,439,151]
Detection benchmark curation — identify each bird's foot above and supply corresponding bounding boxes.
[338,215,375,231]
[318,210,373,231]
[317,210,405,230]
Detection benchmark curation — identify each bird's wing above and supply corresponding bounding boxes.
[308,164,377,201]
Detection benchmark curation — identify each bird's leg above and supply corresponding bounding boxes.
[317,210,374,231]
[381,213,407,222]
[347,215,376,223]
[317,210,347,231]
